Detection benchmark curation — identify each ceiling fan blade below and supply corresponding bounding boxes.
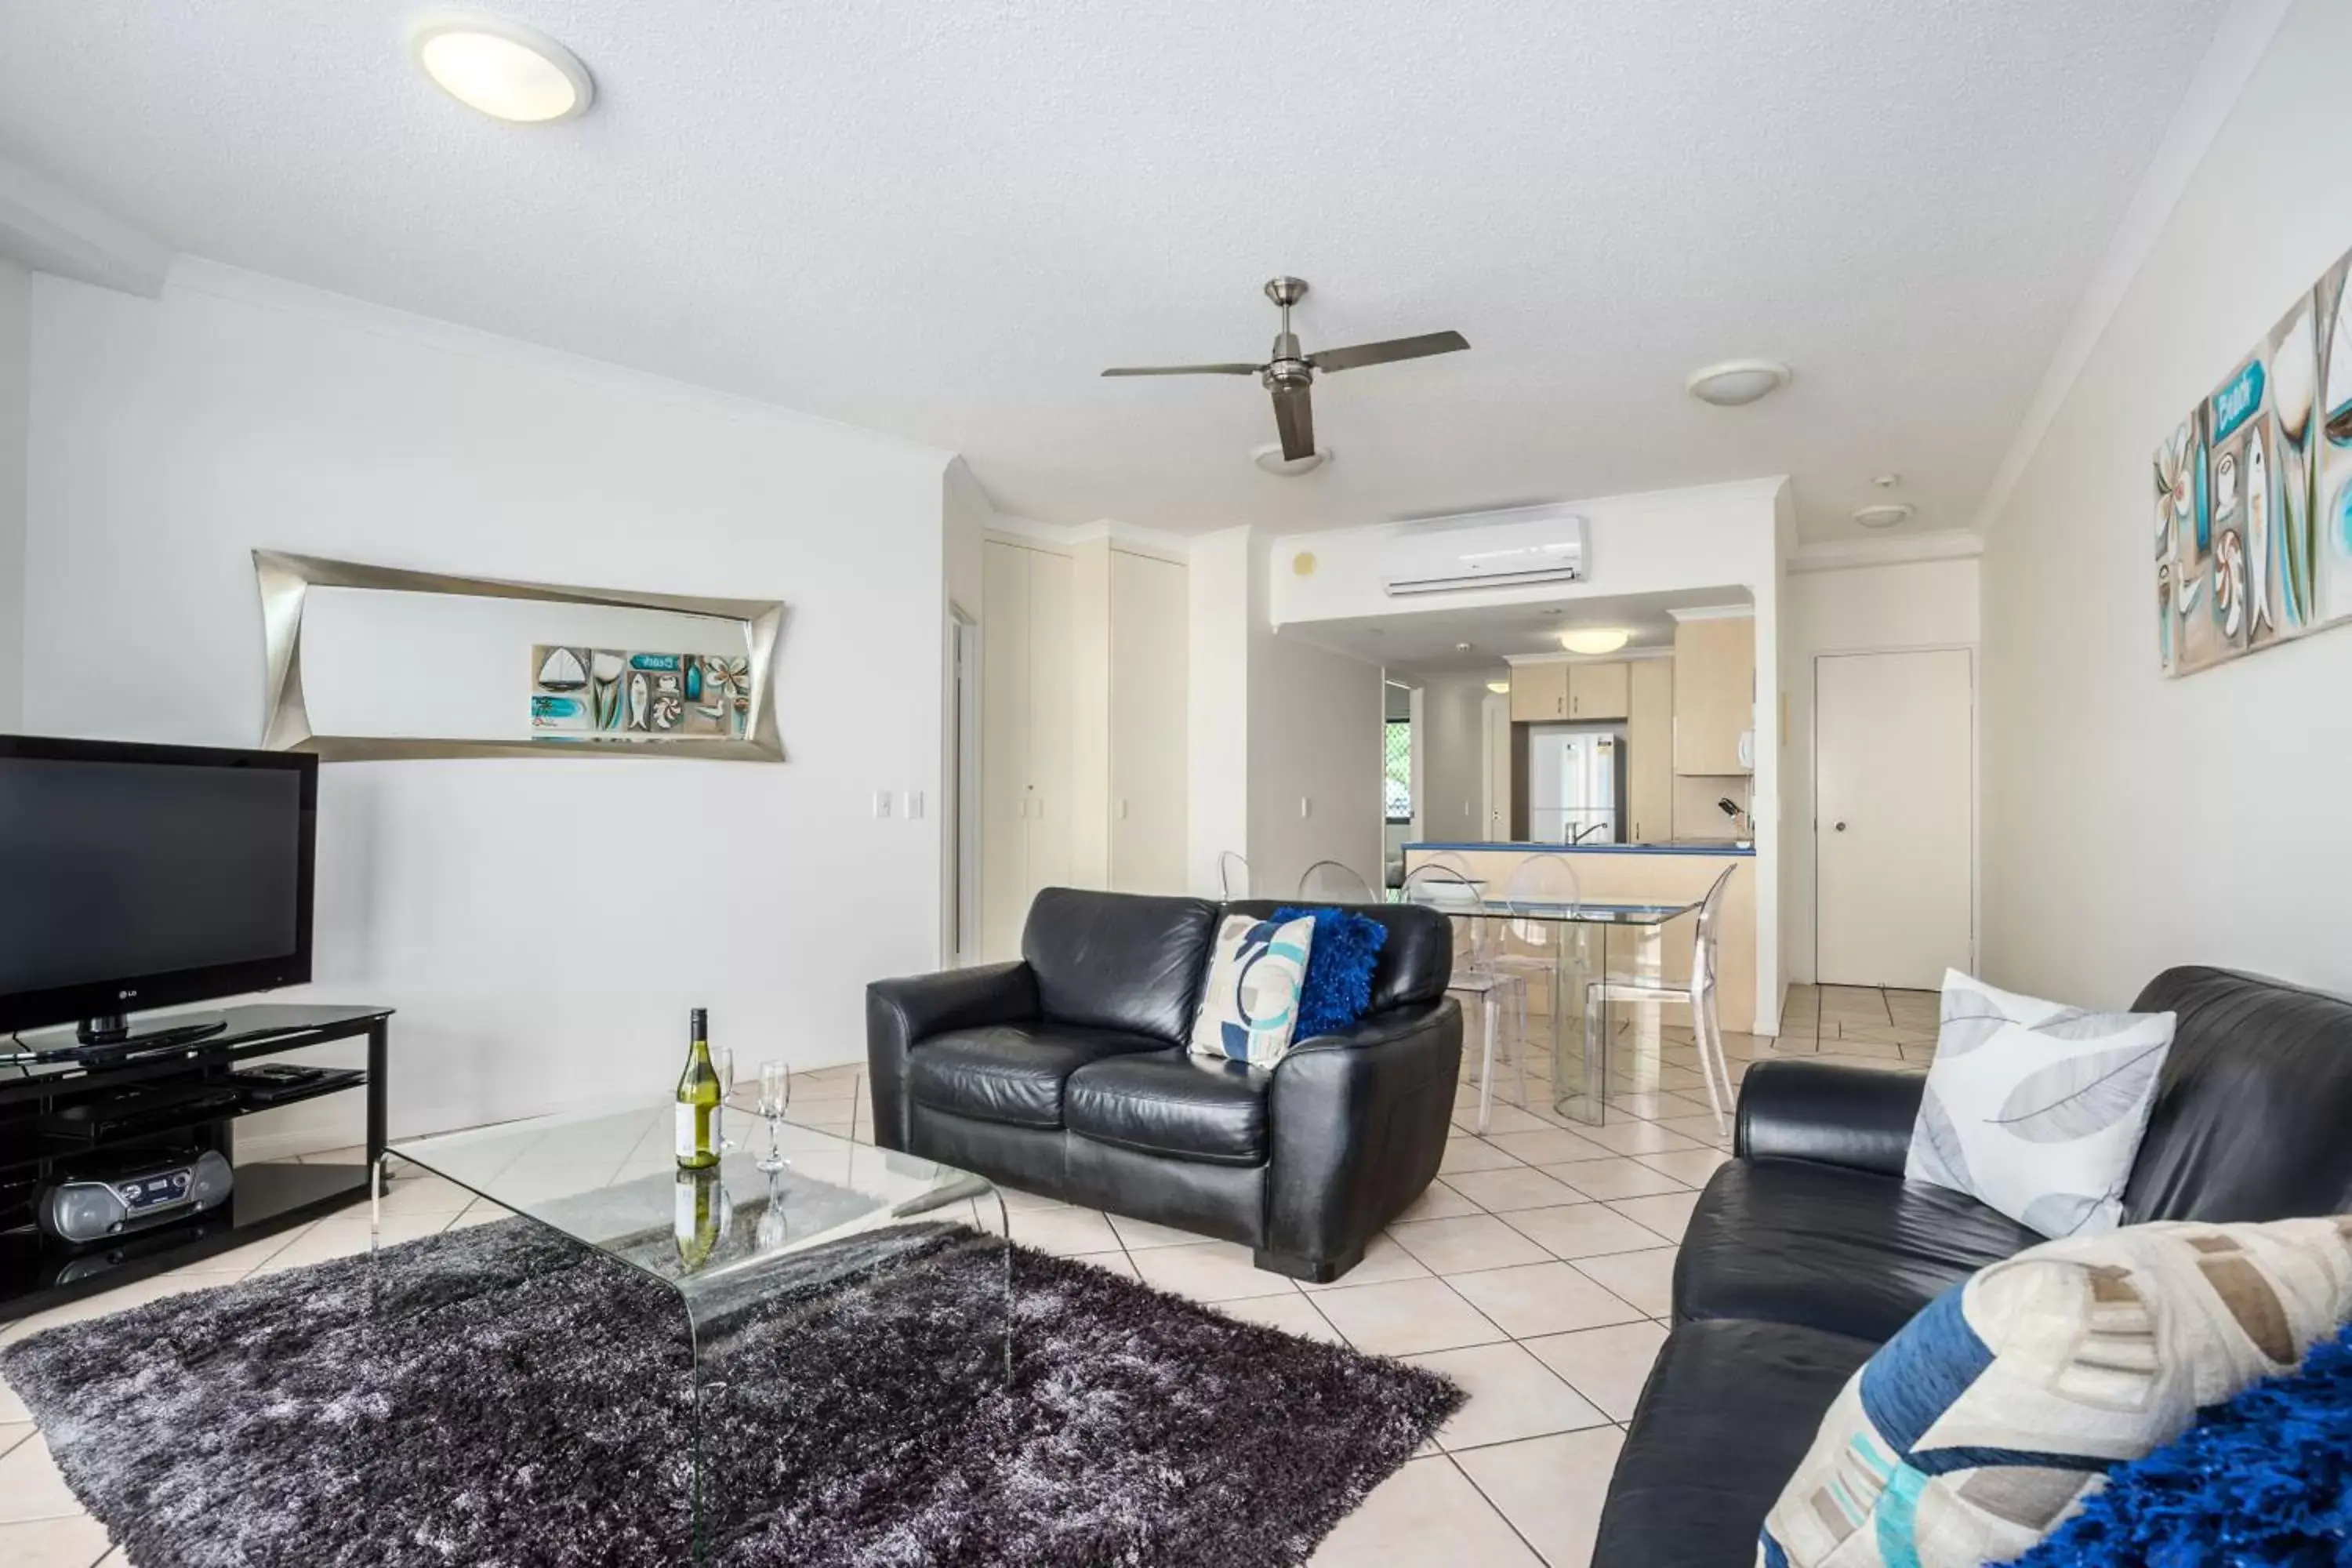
[1272,384,1316,462]
[1101,363,1261,377]
[1308,331,1469,373]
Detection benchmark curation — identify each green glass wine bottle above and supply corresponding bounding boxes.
[675,1007,720,1170]
[673,1165,723,1272]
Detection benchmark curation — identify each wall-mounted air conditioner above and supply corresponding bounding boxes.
[1381,506,1588,596]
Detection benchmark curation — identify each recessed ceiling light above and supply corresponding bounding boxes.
[1455,642,1472,652]
[1486,680,1510,695]
[408,13,595,124]
[1686,359,1791,407]
[1854,503,1916,529]
[1559,628,1632,655]
[1253,442,1332,477]
[1871,473,1903,488]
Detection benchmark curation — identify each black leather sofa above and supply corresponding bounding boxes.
[866,887,1462,1282]
[1594,966,2352,1567]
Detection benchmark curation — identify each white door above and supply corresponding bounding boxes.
[1481,692,1512,840]
[1815,649,1973,987]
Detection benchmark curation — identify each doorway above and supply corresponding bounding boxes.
[1814,648,1973,988]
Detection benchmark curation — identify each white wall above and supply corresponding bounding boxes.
[1247,624,1386,902]
[21,267,954,1139]
[0,256,26,730]
[1782,555,1982,982]
[1185,526,1252,897]
[1415,670,1495,843]
[1981,0,2352,1005]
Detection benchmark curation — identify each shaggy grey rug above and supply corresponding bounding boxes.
[2,1219,1461,1566]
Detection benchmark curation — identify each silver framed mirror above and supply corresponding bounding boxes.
[254,550,785,762]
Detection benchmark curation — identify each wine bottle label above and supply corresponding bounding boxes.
[677,1104,699,1160]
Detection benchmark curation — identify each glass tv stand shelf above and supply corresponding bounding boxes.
[0,1004,393,1319]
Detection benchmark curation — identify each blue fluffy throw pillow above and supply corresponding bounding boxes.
[1272,905,1387,1040]
[2005,1318,2352,1568]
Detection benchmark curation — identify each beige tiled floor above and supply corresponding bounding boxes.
[0,986,1936,1568]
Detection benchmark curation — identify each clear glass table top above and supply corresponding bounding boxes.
[385,1102,996,1304]
[1400,891,1699,926]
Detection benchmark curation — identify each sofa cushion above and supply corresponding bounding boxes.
[1066,1048,1271,1167]
[1676,1157,2042,1342]
[1759,1216,2352,1568]
[1229,898,1451,1011]
[1592,1317,1878,1568]
[908,1024,1167,1130]
[2123,965,2352,1224]
[1022,887,1221,1044]
[1904,969,2176,1240]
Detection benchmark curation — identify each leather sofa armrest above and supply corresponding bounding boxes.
[1733,1058,1926,1177]
[1265,998,1463,1266]
[865,961,1039,1152]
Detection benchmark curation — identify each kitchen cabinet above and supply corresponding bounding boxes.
[1627,657,1674,842]
[1673,615,1755,775]
[1567,660,1630,720]
[982,539,1074,959]
[1508,662,1567,721]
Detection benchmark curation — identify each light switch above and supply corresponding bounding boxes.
[873,789,893,818]
[906,789,924,819]
[1300,797,1312,819]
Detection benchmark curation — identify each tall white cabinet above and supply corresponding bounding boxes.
[979,536,1189,961]
[981,540,1073,960]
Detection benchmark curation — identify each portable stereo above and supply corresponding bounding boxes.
[35,1149,234,1245]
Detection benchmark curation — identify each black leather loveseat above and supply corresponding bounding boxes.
[1593,966,2352,1567]
[866,887,1461,1282]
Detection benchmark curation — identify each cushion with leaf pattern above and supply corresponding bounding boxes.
[1904,971,2176,1240]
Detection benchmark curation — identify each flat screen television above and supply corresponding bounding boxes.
[0,736,318,1054]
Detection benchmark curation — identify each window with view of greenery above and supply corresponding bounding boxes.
[1384,720,1412,823]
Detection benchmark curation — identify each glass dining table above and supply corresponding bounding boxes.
[1399,889,1701,1124]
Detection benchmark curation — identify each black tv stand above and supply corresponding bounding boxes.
[75,1010,231,1053]
[0,1004,394,1320]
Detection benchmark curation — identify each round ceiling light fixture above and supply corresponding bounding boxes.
[1854,503,1917,529]
[1252,441,1331,477]
[1686,359,1792,408]
[1486,680,1511,695]
[408,13,595,124]
[1559,628,1632,655]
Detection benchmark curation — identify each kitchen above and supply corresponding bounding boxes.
[1385,594,1765,1035]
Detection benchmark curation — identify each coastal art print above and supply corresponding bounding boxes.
[2155,241,2352,676]
[530,646,753,742]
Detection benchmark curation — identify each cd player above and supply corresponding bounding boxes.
[36,1149,234,1245]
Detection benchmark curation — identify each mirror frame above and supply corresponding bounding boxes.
[254,550,786,762]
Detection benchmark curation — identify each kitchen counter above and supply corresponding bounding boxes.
[1403,840,1755,857]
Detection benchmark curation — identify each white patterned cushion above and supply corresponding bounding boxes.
[1759,1215,2352,1568]
[1188,913,1316,1067]
[1904,971,2176,1240]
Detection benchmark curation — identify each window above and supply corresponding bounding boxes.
[1384,720,1413,823]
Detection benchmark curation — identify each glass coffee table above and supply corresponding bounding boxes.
[374,1101,1010,1561]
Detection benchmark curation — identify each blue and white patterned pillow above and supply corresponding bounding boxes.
[1188,913,1316,1066]
[1759,1215,2352,1568]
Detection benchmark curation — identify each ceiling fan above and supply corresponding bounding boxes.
[1102,278,1469,463]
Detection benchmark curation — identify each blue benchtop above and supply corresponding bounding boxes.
[1403,840,1755,858]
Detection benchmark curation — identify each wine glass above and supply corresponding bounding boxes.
[716,1045,739,1152]
[755,1058,791,1173]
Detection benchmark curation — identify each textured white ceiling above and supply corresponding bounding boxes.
[1293,587,1749,675]
[0,2,2229,540]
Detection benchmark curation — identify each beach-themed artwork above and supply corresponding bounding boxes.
[531,646,753,741]
[2156,240,2352,676]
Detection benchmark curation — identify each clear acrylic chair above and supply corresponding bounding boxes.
[1218,850,1252,900]
[1296,859,1377,904]
[1491,853,1581,996]
[1403,862,1528,1134]
[1585,862,1739,1132]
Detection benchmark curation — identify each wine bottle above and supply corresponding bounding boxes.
[673,1165,724,1272]
[675,1007,720,1170]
